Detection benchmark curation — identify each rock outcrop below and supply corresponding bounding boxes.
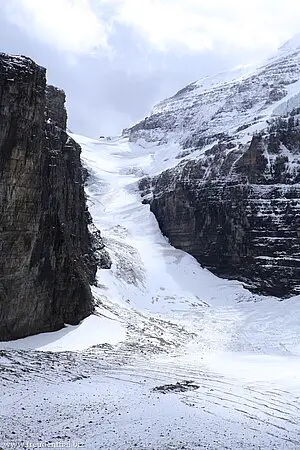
[133,40,300,298]
[0,53,107,340]
[142,115,300,297]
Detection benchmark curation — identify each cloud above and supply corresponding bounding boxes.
[108,0,300,53]
[3,0,300,137]
[4,0,110,55]
[4,0,300,57]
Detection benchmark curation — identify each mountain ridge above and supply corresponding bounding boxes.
[129,37,300,297]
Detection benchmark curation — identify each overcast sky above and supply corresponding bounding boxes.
[1,0,300,137]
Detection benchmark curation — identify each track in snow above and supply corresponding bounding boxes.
[1,135,300,450]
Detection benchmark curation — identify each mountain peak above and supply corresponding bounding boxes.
[279,33,300,52]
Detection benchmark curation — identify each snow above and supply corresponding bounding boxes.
[188,63,257,96]
[74,133,262,317]
[0,313,125,352]
[279,33,300,53]
[131,38,300,171]
[1,131,300,448]
[2,41,300,449]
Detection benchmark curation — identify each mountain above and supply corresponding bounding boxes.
[0,54,110,340]
[1,120,300,450]
[128,39,300,297]
[1,40,300,450]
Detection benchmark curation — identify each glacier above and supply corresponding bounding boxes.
[1,129,300,449]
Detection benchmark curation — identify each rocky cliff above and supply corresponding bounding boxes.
[133,39,300,298]
[0,53,108,340]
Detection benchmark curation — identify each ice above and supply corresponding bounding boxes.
[1,39,300,449]
[1,132,300,449]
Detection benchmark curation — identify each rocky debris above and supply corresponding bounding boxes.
[89,224,112,270]
[152,380,200,394]
[0,53,109,340]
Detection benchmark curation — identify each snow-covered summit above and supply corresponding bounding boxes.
[279,33,300,53]
[128,35,300,154]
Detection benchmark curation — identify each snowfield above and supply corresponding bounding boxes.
[1,134,300,449]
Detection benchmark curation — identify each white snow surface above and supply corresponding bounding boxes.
[1,131,300,449]
[128,40,300,168]
[0,314,125,352]
[279,33,300,53]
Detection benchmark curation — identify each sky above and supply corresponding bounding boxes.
[1,0,300,137]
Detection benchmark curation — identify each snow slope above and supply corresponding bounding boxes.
[128,38,300,165]
[1,134,300,449]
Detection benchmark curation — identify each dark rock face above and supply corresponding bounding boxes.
[130,41,300,297]
[45,84,67,129]
[142,116,300,297]
[0,53,105,340]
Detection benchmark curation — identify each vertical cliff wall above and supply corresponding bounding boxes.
[142,118,300,297]
[0,54,102,340]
